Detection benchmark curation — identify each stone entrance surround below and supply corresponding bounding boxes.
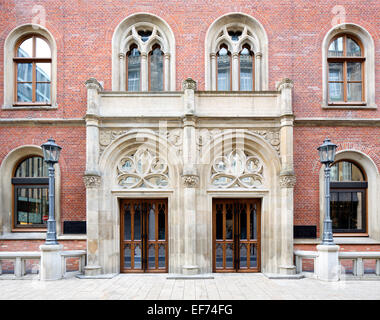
[83,77,297,277]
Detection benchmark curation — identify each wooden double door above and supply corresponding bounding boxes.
[213,199,261,272]
[120,199,168,273]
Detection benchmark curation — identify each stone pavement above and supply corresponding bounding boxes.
[0,273,380,300]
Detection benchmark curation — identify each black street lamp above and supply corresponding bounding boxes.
[317,138,337,245]
[41,138,62,245]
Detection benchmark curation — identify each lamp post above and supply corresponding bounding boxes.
[41,138,62,245]
[317,138,337,245]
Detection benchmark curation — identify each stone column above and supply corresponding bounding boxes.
[255,52,262,91]
[181,78,200,275]
[164,53,170,91]
[141,52,148,91]
[277,78,296,275]
[231,52,239,91]
[83,78,103,276]
[119,53,126,91]
[210,53,216,90]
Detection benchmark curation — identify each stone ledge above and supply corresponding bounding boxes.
[263,273,304,280]
[76,273,118,279]
[166,274,214,280]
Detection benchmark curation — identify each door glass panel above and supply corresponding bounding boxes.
[240,244,247,268]
[148,244,155,269]
[148,204,155,240]
[124,204,131,240]
[250,244,257,268]
[240,204,247,239]
[250,203,257,240]
[216,244,223,268]
[216,204,223,240]
[158,204,165,240]
[226,244,233,268]
[158,244,165,268]
[124,244,131,269]
[134,204,141,240]
[225,204,233,240]
[134,244,142,269]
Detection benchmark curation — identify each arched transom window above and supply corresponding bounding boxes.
[330,160,367,233]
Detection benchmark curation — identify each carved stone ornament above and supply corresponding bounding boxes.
[83,174,101,188]
[181,174,199,188]
[279,174,296,188]
[210,149,264,189]
[117,148,169,189]
[182,78,197,91]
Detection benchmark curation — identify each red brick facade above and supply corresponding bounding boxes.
[0,1,379,255]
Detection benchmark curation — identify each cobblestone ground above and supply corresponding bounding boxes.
[0,273,380,300]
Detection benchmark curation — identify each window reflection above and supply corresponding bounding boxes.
[149,45,164,91]
[217,45,230,90]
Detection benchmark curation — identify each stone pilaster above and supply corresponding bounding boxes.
[278,78,296,275]
[84,78,103,276]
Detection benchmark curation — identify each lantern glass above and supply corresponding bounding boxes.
[317,138,337,164]
[41,139,62,163]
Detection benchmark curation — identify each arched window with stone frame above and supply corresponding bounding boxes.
[205,13,268,91]
[112,14,175,92]
[322,23,376,109]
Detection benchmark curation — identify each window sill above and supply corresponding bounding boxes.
[2,104,58,110]
[294,237,380,245]
[0,232,86,240]
[322,102,377,110]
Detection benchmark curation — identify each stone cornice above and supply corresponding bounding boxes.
[294,118,380,127]
[0,118,85,126]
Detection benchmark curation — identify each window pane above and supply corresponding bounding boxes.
[346,37,361,57]
[36,63,51,82]
[150,47,163,91]
[347,82,362,101]
[17,37,33,57]
[217,47,230,90]
[328,82,343,101]
[240,48,253,91]
[331,191,364,232]
[36,82,51,102]
[17,63,33,82]
[138,30,152,42]
[17,83,33,102]
[35,37,51,57]
[328,37,343,57]
[127,48,141,91]
[347,62,361,81]
[328,63,343,81]
[16,187,48,226]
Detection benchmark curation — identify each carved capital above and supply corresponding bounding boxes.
[85,78,103,92]
[182,78,197,91]
[118,52,125,60]
[83,174,101,188]
[277,78,294,91]
[181,174,199,188]
[279,174,296,188]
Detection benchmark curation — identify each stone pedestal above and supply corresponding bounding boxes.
[84,265,102,277]
[316,244,340,281]
[39,244,63,281]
